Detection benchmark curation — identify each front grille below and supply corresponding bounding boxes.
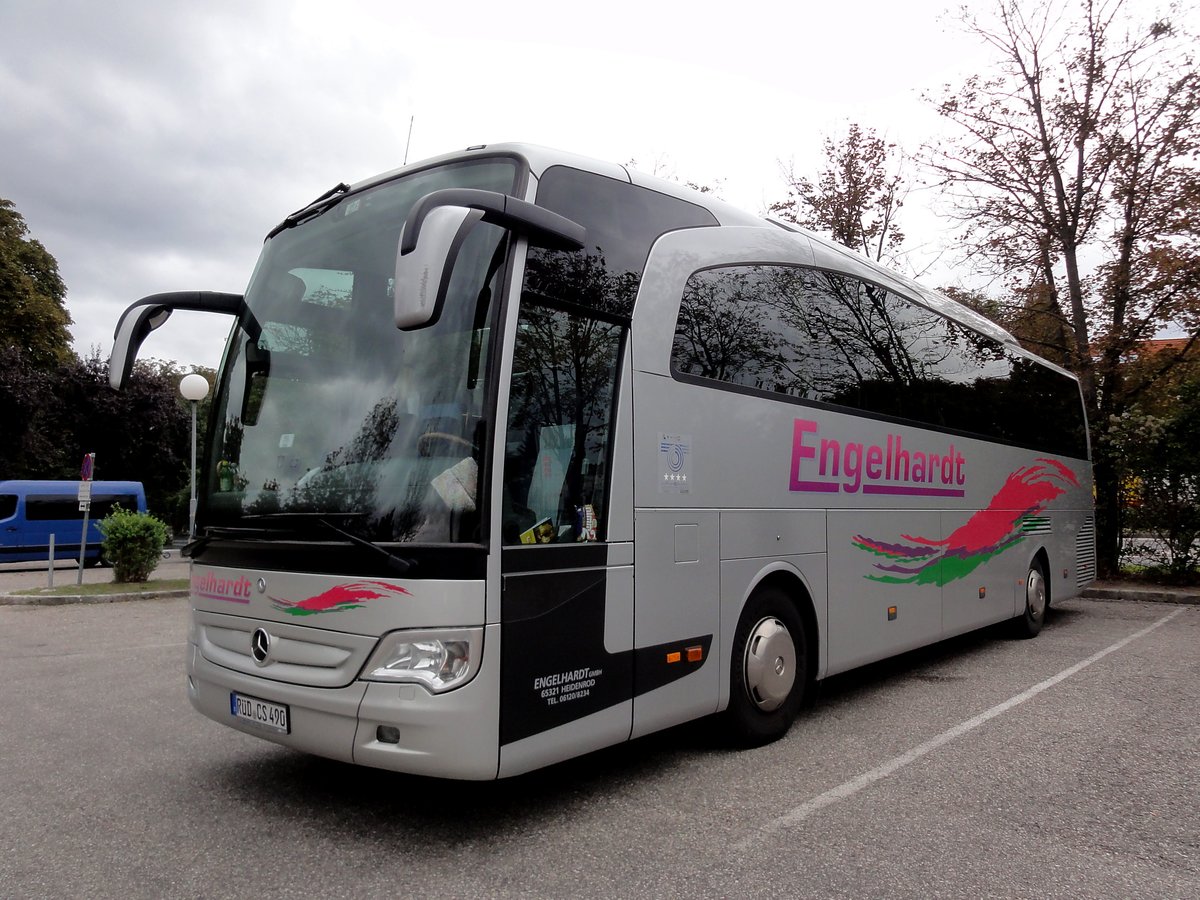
[195,610,376,688]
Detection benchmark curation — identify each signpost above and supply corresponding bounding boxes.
[77,453,95,585]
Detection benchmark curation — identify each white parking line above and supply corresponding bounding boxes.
[740,608,1187,845]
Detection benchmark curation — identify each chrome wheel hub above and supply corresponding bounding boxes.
[1027,568,1046,622]
[743,616,797,712]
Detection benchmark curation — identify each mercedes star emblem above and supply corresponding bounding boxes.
[250,627,271,665]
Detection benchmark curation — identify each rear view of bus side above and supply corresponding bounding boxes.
[108,144,1094,779]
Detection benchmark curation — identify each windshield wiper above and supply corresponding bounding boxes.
[183,525,264,558]
[241,513,416,575]
[266,182,352,238]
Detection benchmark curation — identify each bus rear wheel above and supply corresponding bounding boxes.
[1014,559,1047,639]
[727,586,808,746]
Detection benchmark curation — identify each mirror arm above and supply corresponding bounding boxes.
[109,291,247,390]
[399,188,585,256]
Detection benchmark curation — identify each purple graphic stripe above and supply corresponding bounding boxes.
[194,590,250,604]
[863,484,965,497]
[791,480,841,493]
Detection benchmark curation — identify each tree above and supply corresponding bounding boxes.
[0,345,58,474]
[1105,350,1200,580]
[770,124,907,266]
[64,353,192,526]
[1,348,192,525]
[0,198,72,368]
[924,0,1200,575]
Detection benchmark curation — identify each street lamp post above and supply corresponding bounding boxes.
[179,373,210,539]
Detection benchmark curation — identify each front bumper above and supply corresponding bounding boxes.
[186,622,502,780]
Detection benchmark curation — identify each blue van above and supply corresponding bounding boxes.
[0,480,147,564]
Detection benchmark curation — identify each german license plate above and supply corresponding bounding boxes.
[230,692,290,734]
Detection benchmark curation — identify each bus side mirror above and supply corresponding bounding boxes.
[394,188,585,330]
[109,291,248,390]
[240,339,271,426]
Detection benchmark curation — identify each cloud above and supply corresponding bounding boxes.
[0,1,419,368]
[0,0,1021,369]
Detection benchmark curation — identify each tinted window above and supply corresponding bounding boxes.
[526,167,717,319]
[25,496,79,520]
[501,304,623,544]
[0,495,16,520]
[672,265,1088,459]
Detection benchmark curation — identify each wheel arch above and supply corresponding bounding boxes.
[743,565,820,687]
[1028,545,1052,607]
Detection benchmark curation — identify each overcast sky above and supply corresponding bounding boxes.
[0,0,1161,372]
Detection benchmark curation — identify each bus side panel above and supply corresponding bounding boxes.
[630,508,720,739]
[940,509,1021,637]
[825,511,943,676]
[497,565,635,777]
[1050,507,1092,603]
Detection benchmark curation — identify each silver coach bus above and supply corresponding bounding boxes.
[109,144,1094,778]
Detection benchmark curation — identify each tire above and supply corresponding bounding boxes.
[1014,559,1048,639]
[726,586,809,746]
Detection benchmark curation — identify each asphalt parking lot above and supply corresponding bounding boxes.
[0,593,1196,898]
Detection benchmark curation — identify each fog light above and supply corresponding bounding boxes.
[376,725,401,744]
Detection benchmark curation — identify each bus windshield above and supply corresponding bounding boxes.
[202,158,519,544]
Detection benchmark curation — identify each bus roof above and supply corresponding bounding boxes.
[329,142,1022,350]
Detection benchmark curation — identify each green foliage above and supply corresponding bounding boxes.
[97,505,170,583]
[0,198,72,368]
[0,346,199,529]
[1103,379,1200,581]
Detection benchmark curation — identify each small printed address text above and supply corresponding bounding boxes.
[533,667,603,706]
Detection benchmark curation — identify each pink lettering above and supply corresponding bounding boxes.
[789,418,967,497]
[866,445,883,480]
[819,438,841,477]
[844,443,864,492]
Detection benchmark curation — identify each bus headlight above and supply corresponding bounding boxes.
[361,628,482,693]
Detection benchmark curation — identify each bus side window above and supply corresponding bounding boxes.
[502,303,621,545]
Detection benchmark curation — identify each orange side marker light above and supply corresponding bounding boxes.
[686,645,703,663]
[666,651,682,664]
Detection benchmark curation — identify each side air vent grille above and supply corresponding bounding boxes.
[1076,516,1097,587]
[1020,515,1052,535]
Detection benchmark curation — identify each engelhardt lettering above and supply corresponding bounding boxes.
[191,572,253,603]
[790,418,967,497]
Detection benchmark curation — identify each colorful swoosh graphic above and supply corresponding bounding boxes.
[270,580,412,616]
[852,459,1078,586]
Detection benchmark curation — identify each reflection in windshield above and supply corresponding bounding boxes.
[202,160,517,544]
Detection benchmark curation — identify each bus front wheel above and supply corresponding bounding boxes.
[727,587,808,746]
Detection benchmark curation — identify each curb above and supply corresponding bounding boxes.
[0,589,189,607]
[1081,585,1200,606]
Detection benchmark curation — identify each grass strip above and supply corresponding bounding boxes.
[12,579,189,597]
